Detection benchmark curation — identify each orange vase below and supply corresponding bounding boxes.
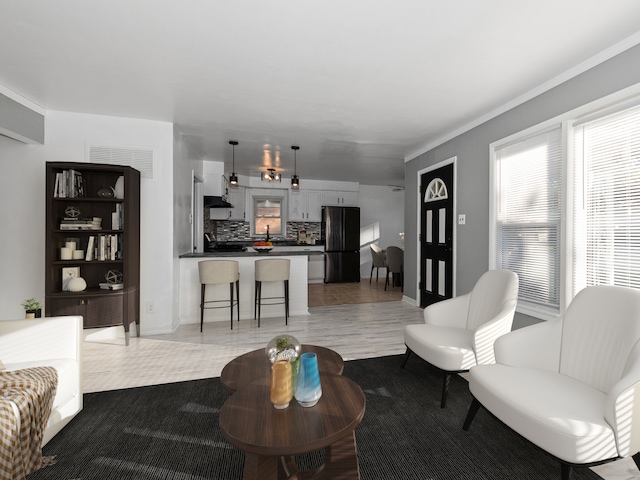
[270,359,293,409]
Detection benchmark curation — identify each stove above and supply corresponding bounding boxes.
[205,243,247,253]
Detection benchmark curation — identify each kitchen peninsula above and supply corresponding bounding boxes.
[179,249,323,327]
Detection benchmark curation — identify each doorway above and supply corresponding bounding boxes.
[419,159,455,307]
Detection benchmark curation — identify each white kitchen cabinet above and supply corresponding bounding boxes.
[322,190,358,207]
[227,185,245,220]
[289,190,322,221]
[209,184,245,221]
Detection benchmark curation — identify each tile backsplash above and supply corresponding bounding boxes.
[204,217,321,242]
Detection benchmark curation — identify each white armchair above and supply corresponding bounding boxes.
[463,285,640,480]
[401,269,518,407]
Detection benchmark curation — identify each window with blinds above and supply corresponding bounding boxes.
[573,104,640,296]
[493,127,562,311]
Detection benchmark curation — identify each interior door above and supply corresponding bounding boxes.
[420,162,454,307]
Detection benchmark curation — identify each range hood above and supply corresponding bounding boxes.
[204,195,234,208]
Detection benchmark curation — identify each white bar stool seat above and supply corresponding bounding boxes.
[198,260,240,331]
[254,258,290,327]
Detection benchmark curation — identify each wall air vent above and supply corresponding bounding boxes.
[88,145,154,179]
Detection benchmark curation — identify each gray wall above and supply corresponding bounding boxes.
[405,44,640,329]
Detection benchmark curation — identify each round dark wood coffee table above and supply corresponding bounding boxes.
[219,373,365,480]
[220,344,344,394]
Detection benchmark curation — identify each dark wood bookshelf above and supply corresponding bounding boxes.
[45,162,140,345]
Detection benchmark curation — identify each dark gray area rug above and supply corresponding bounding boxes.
[27,354,600,479]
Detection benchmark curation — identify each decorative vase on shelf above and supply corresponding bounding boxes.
[114,176,125,199]
[295,352,322,407]
[66,277,87,292]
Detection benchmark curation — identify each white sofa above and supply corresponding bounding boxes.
[0,315,83,446]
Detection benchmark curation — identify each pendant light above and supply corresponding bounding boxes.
[291,145,300,189]
[229,140,238,185]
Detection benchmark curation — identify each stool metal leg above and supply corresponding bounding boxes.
[229,282,234,330]
[256,281,262,327]
[284,279,289,325]
[235,280,240,324]
[200,284,205,332]
[254,280,259,320]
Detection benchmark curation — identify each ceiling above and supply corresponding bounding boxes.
[2,1,640,187]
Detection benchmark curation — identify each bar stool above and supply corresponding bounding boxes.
[198,260,240,331]
[254,258,290,327]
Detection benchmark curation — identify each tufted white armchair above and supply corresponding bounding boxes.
[402,269,518,407]
[463,285,640,480]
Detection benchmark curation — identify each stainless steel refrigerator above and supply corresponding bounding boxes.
[322,206,361,283]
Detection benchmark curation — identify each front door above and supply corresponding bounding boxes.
[420,161,455,307]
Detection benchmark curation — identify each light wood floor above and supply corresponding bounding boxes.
[82,280,414,394]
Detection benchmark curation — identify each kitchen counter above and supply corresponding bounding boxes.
[179,252,318,327]
[180,250,323,258]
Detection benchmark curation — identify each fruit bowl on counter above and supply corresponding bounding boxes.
[252,241,273,253]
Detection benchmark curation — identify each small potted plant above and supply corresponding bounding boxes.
[21,298,42,319]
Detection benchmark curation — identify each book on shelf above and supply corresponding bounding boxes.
[54,169,85,198]
[89,233,121,261]
[111,204,123,230]
[99,283,124,291]
[85,236,95,261]
[59,217,102,230]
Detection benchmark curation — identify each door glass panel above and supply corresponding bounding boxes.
[439,208,446,244]
[438,261,446,296]
[426,211,433,243]
[426,259,432,292]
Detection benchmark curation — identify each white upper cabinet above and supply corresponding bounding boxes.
[227,185,245,220]
[322,190,358,207]
[289,190,322,222]
[210,185,245,220]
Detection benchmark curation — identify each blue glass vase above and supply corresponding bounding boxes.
[295,352,322,407]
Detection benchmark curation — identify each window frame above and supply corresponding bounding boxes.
[490,82,640,321]
[253,195,284,237]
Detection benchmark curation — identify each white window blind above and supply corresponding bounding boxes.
[494,127,562,310]
[573,104,640,296]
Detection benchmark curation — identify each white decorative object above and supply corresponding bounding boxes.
[73,250,84,260]
[66,277,87,292]
[114,176,125,199]
[60,247,72,260]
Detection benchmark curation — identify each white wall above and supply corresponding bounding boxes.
[172,128,204,332]
[0,133,48,316]
[0,111,176,336]
[358,184,405,279]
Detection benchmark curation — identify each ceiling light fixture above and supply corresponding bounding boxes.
[261,168,281,182]
[291,145,300,189]
[228,140,238,185]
